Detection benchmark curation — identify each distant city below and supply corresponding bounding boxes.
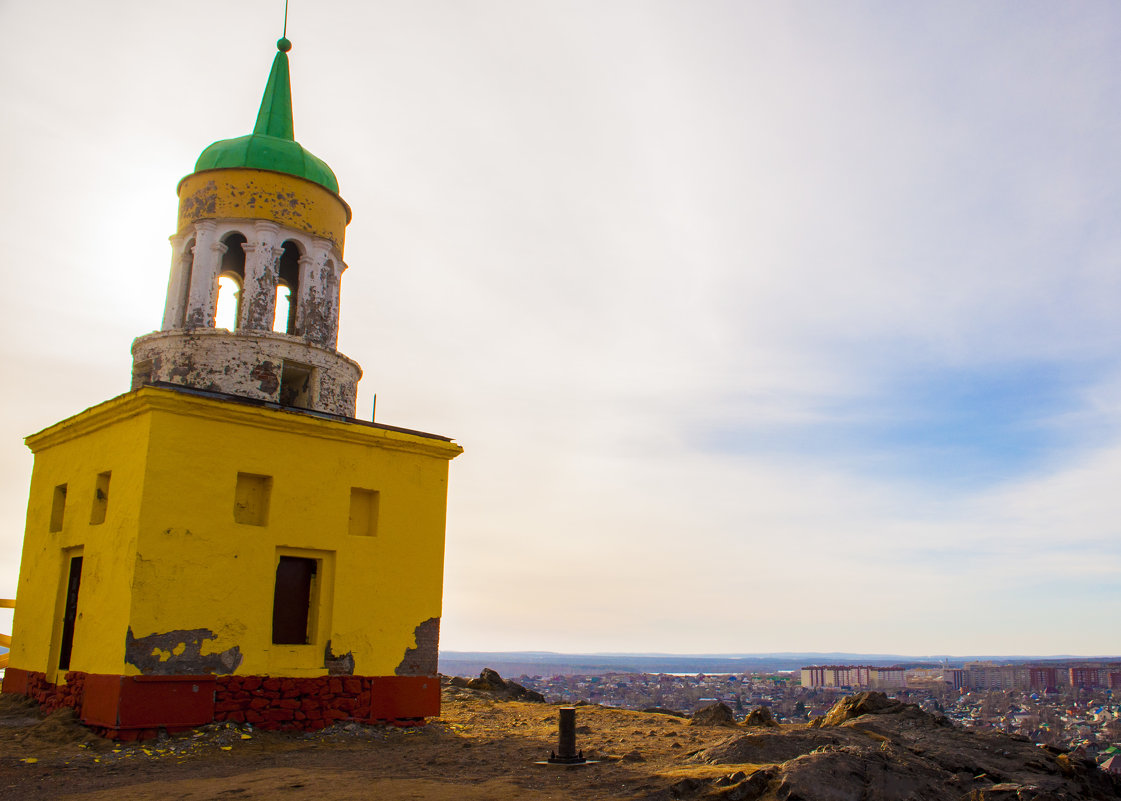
[441,652,1121,765]
[438,651,1121,677]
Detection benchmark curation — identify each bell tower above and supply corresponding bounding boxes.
[132,37,360,417]
[3,37,461,739]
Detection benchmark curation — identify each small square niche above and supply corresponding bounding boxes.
[348,488,380,537]
[234,473,272,526]
[89,471,111,525]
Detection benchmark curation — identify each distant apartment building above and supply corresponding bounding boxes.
[800,666,868,688]
[799,665,904,689]
[962,662,1030,691]
[1028,667,1060,691]
[1069,665,1121,690]
[944,663,1119,692]
[871,666,906,689]
[802,662,1120,693]
[958,662,1078,691]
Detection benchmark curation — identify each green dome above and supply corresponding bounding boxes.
[193,40,340,195]
[195,134,339,194]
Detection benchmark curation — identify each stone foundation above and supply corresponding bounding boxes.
[2,668,438,740]
[215,675,369,729]
[3,669,87,715]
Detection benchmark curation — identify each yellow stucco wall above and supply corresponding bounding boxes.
[177,169,351,249]
[10,397,152,682]
[10,387,460,681]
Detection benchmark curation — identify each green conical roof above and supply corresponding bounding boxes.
[194,38,340,194]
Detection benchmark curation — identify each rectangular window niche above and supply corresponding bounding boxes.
[233,473,272,526]
[50,484,67,532]
[279,361,315,409]
[89,471,111,525]
[348,487,380,537]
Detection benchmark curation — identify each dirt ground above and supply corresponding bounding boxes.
[0,686,762,800]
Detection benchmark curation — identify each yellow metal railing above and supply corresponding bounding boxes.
[0,598,14,670]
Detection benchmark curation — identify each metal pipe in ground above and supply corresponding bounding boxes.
[547,706,587,765]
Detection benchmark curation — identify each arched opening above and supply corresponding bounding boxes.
[275,241,301,334]
[216,233,247,330]
[273,285,292,334]
[177,238,195,327]
[216,275,241,330]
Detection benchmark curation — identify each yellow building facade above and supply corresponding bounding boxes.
[3,38,460,737]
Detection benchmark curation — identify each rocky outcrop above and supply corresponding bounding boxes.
[465,668,506,691]
[742,707,779,728]
[443,669,545,703]
[809,690,945,728]
[691,702,737,727]
[685,692,1121,801]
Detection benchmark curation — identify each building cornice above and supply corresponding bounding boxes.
[26,386,462,461]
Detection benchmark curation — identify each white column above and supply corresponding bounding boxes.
[295,240,340,347]
[239,221,281,331]
[293,253,315,337]
[185,221,223,329]
[326,257,347,346]
[161,234,187,330]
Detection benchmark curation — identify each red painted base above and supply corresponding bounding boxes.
[2,667,439,739]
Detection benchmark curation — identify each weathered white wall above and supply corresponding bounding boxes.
[132,329,361,417]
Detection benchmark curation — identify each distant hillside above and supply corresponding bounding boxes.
[438,650,1121,677]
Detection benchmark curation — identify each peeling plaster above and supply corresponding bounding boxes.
[302,284,335,348]
[324,640,355,676]
[167,354,196,381]
[125,626,243,675]
[179,179,219,219]
[250,361,280,395]
[185,307,208,329]
[243,245,279,331]
[132,330,361,416]
[395,617,440,677]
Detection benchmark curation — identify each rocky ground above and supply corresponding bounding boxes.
[0,674,1117,800]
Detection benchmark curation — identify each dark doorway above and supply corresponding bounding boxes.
[272,556,316,645]
[58,556,83,670]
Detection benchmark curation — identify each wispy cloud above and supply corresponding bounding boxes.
[2,0,1120,655]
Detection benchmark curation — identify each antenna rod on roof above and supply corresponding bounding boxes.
[283,0,289,38]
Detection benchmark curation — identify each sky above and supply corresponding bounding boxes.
[1,0,1120,657]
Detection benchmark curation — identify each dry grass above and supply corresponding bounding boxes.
[0,686,769,800]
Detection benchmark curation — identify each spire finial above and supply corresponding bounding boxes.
[254,35,295,140]
[278,0,292,52]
